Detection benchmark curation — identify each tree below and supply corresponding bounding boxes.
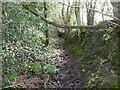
[111,2,120,43]
[22,2,119,31]
[0,2,2,49]
[43,2,49,46]
[86,0,97,25]
[75,1,84,39]
[75,0,81,26]
[100,0,107,21]
[110,1,120,51]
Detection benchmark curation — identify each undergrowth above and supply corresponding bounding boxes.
[64,29,120,88]
[1,2,58,88]
[1,27,58,88]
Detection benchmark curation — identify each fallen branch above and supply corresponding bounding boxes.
[22,4,114,30]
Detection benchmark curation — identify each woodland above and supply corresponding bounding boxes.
[1,0,120,89]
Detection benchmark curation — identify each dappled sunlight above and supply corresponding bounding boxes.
[1,1,120,89]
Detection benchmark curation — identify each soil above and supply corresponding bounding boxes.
[5,36,82,88]
[52,36,82,88]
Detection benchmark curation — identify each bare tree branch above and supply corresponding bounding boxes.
[22,4,39,17]
[58,2,120,22]
[22,4,115,30]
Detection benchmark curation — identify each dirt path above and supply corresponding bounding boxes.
[52,37,81,88]
[4,36,82,88]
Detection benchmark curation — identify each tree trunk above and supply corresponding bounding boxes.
[61,0,67,35]
[65,2,70,35]
[61,1,72,38]
[44,2,49,46]
[86,1,96,25]
[0,2,2,51]
[61,0,65,22]
[101,1,106,21]
[74,1,81,38]
[75,2,81,26]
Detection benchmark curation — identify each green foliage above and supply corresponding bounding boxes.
[85,71,100,88]
[27,61,41,71]
[2,2,58,88]
[44,64,58,74]
[99,77,119,88]
[2,78,10,88]
[64,29,118,88]
[102,34,110,41]
[36,24,47,31]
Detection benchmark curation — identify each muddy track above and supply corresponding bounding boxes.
[52,37,81,88]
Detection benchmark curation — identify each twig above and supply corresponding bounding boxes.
[44,74,50,88]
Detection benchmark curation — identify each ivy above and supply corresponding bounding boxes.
[2,2,58,88]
